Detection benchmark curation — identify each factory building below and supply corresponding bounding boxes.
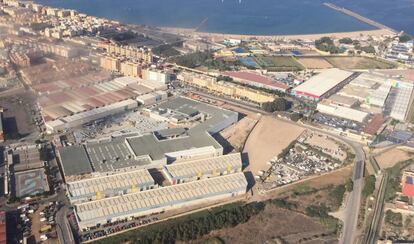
[163,153,242,184]
[67,169,156,204]
[58,129,224,181]
[45,99,138,133]
[136,91,168,106]
[390,81,414,121]
[317,99,369,123]
[293,69,356,101]
[146,96,238,135]
[74,173,248,230]
[222,71,290,93]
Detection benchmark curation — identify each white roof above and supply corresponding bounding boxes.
[390,82,414,121]
[67,169,154,200]
[75,173,247,225]
[317,100,368,123]
[164,153,242,179]
[294,69,354,97]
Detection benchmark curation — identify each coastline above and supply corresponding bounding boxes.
[159,27,396,41]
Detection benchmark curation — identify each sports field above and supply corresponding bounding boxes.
[254,55,304,72]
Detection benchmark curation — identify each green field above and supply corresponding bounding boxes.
[254,55,304,72]
[324,56,397,70]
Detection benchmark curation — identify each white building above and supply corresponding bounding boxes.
[74,172,248,230]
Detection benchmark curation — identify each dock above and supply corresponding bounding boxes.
[324,2,397,34]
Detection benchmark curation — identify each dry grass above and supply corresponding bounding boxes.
[375,148,413,169]
[297,57,333,69]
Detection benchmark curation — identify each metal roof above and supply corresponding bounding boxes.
[294,69,354,97]
[127,131,221,161]
[59,145,93,176]
[67,169,154,200]
[75,173,247,225]
[164,153,242,179]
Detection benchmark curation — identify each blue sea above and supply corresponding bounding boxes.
[35,0,414,35]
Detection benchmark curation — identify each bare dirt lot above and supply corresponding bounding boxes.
[219,116,259,152]
[374,148,414,169]
[297,57,333,69]
[243,116,305,175]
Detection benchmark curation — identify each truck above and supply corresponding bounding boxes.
[40,225,52,233]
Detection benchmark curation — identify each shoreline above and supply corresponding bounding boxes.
[159,27,396,41]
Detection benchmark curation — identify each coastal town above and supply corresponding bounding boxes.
[0,0,413,244]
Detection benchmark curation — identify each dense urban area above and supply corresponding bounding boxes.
[0,0,413,244]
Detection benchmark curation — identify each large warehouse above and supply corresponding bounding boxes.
[317,100,369,123]
[67,169,156,204]
[58,129,223,181]
[74,172,248,230]
[147,96,239,134]
[163,153,243,184]
[57,97,238,181]
[390,81,414,121]
[293,69,356,101]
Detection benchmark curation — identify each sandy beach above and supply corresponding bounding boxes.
[160,27,395,41]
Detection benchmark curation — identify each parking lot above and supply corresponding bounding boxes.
[17,201,61,243]
[313,113,363,131]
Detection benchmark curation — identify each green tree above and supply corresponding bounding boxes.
[399,34,412,43]
[339,38,353,44]
[362,175,376,197]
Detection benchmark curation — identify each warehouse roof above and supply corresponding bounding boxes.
[67,169,154,200]
[153,96,237,134]
[75,173,247,225]
[294,69,354,98]
[223,71,290,91]
[127,130,221,161]
[59,145,93,176]
[164,153,242,179]
[84,137,151,172]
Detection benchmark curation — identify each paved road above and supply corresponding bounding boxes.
[56,205,75,244]
[340,144,365,244]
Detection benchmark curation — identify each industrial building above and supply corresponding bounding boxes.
[74,172,248,230]
[58,129,224,181]
[146,96,238,134]
[136,91,168,106]
[67,169,156,204]
[57,97,237,182]
[222,71,290,93]
[390,81,414,121]
[317,99,369,123]
[293,69,356,101]
[337,73,392,109]
[45,99,138,133]
[163,153,242,184]
[5,144,44,172]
